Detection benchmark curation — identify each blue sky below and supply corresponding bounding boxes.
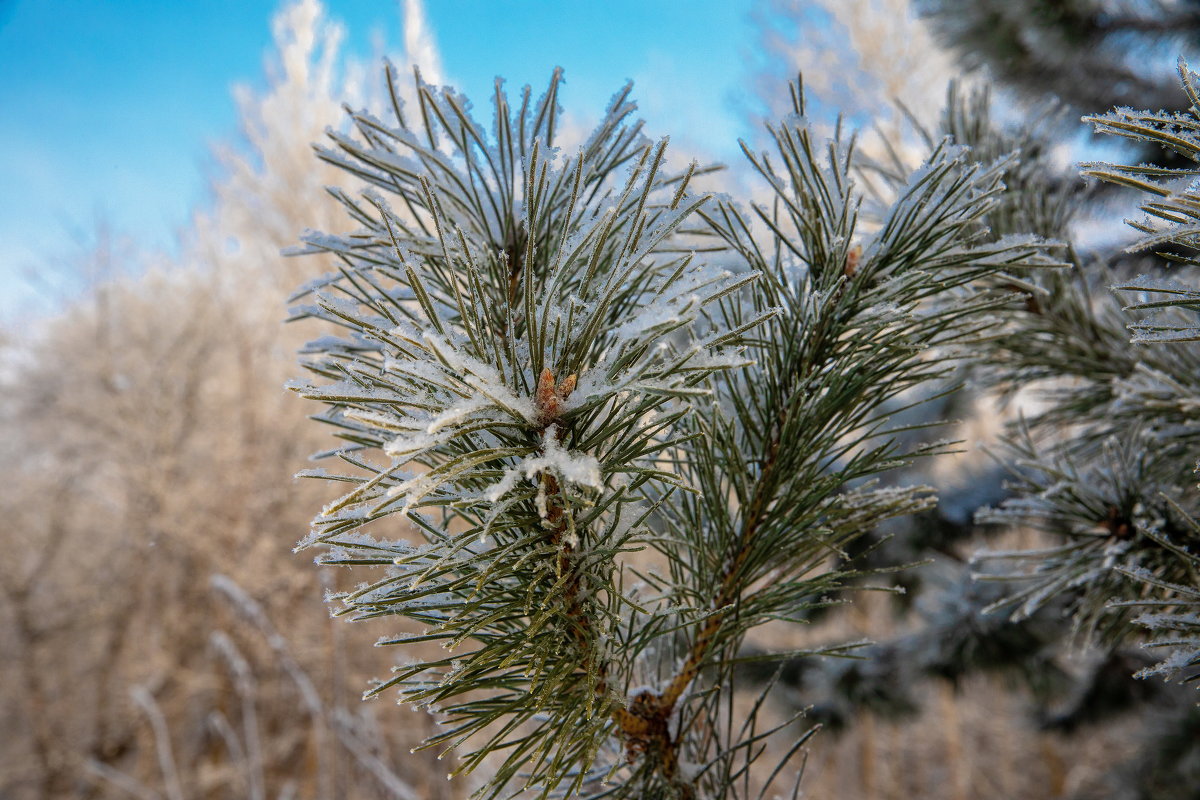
[0,0,757,319]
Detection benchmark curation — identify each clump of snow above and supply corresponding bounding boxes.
[484,425,603,506]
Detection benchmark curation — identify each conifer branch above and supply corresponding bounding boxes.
[289,67,1059,798]
[975,58,1200,692]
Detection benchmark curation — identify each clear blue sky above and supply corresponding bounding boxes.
[0,0,757,318]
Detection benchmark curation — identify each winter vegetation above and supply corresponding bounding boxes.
[5,1,1200,799]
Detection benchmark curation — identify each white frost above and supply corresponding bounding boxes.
[484,425,603,505]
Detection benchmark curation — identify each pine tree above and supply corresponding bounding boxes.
[911,54,1200,799]
[737,14,1200,796]
[979,57,1200,694]
[287,63,1057,798]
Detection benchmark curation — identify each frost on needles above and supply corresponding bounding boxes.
[956,58,1200,701]
[1081,58,1200,689]
[286,65,1059,799]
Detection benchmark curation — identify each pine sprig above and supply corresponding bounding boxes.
[290,69,1059,798]
[1112,506,1200,688]
[975,57,1200,692]
[289,68,759,797]
[1081,59,1200,687]
[581,81,1061,793]
[1083,58,1200,343]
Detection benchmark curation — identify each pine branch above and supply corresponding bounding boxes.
[976,57,1200,693]
[289,68,762,798]
[592,80,1061,792]
[290,67,1059,798]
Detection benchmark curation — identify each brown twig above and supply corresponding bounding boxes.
[532,369,605,684]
